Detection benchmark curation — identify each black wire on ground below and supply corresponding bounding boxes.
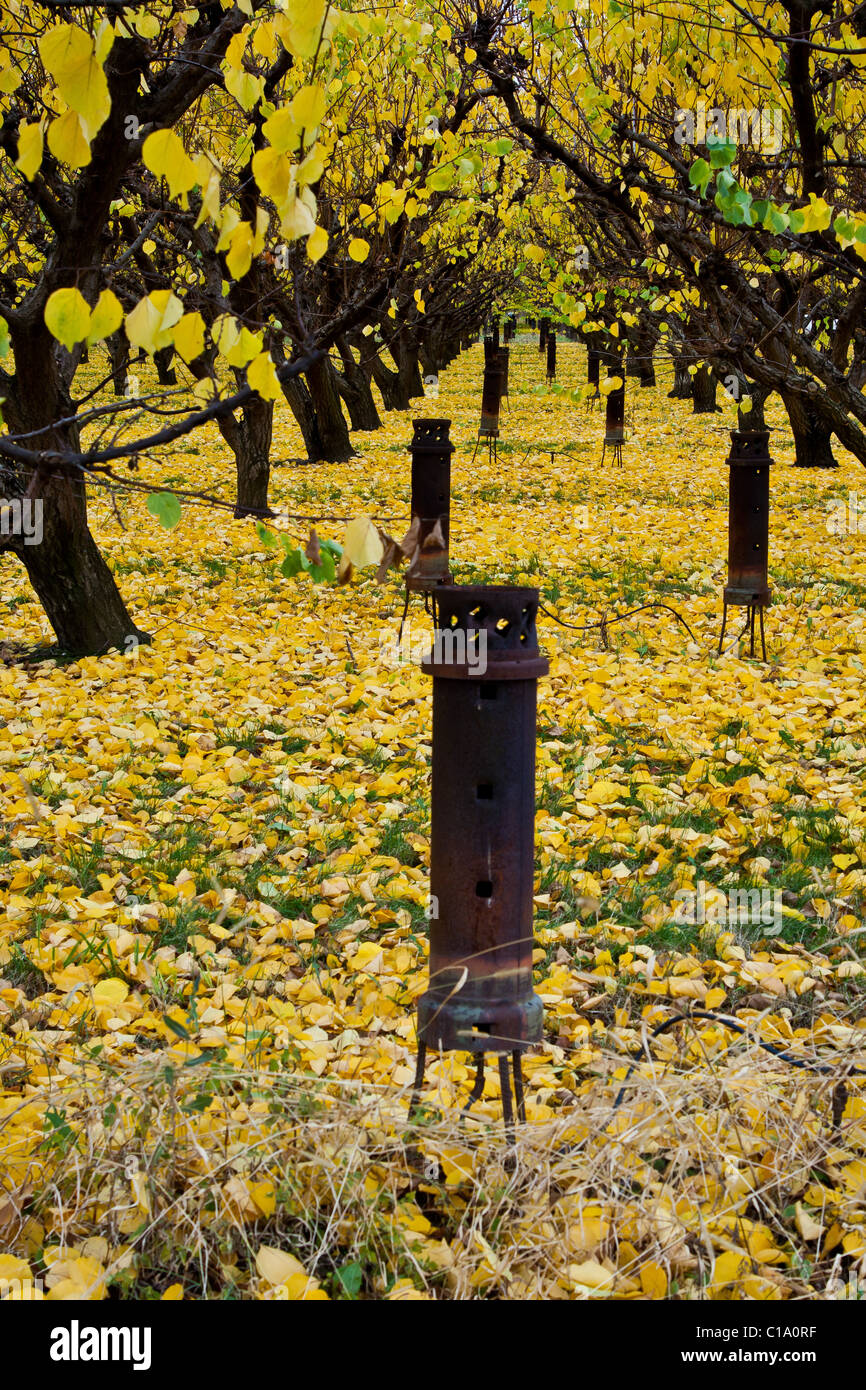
[539,600,699,646]
[612,1007,866,1110]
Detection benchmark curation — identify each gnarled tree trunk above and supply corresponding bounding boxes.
[106,332,129,398]
[2,332,149,656]
[782,393,837,467]
[334,338,381,432]
[304,356,353,461]
[217,392,275,517]
[668,355,693,399]
[692,364,719,413]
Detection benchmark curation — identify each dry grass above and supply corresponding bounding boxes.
[2,1026,864,1300]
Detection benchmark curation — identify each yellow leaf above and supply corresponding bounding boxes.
[142,129,198,200]
[161,1283,184,1300]
[568,1260,614,1291]
[306,224,328,263]
[47,109,91,168]
[710,1249,750,1293]
[342,516,384,568]
[86,289,123,346]
[639,1261,667,1298]
[39,24,110,138]
[173,312,206,364]
[256,1245,306,1286]
[348,237,370,262]
[795,1203,823,1241]
[44,287,91,351]
[291,84,326,135]
[247,351,282,401]
[15,122,44,181]
[92,978,129,1008]
[226,221,254,280]
[125,290,183,355]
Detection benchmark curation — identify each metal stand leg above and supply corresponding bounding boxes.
[758,604,767,662]
[498,1054,515,1147]
[718,601,728,655]
[462,1053,486,1113]
[397,583,411,645]
[408,1042,426,1119]
[512,1050,526,1124]
[748,603,757,658]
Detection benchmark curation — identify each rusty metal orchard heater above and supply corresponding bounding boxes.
[497,344,510,409]
[490,317,500,350]
[398,418,454,639]
[472,353,503,466]
[602,350,626,467]
[718,428,773,660]
[410,585,549,1134]
[546,331,557,384]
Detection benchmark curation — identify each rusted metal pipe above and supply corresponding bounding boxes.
[602,351,626,466]
[497,345,510,403]
[479,357,503,439]
[718,429,773,660]
[407,418,453,593]
[411,585,549,1128]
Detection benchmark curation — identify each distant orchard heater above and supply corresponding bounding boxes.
[602,350,626,467]
[410,585,548,1135]
[546,331,557,383]
[718,428,773,660]
[472,353,503,465]
[399,418,453,639]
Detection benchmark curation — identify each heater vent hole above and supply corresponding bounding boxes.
[480,684,498,700]
[475,880,493,898]
[477,783,494,800]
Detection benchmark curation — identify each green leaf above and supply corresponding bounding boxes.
[319,538,343,557]
[0,317,9,359]
[146,492,182,530]
[707,138,737,168]
[688,158,712,197]
[280,549,304,578]
[308,550,336,584]
[256,523,279,548]
[335,1262,363,1298]
[163,1016,191,1040]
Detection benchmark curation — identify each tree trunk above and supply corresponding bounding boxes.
[15,476,149,655]
[107,332,128,397]
[783,393,837,467]
[692,364,719,413]
[368,346,410,411]
[305,356,354,461]
[154,346,177,386]
[281,372,324,461]
[668,356,693,399]
[628,323,656,387]
[334,338,381,432]
[393,331,424,403]
[217,391,275,518]
[3,332,148,656]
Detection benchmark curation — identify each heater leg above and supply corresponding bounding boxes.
[408,1042,427,1118]
[462,1053,486,1113]
[718,602,728,655]
[512,1050,526,1124]
[498,1054,515,1146]
[470,434,482,466]
[397,584,412,645]
[748,603,757,658]
[759,604,767,662]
